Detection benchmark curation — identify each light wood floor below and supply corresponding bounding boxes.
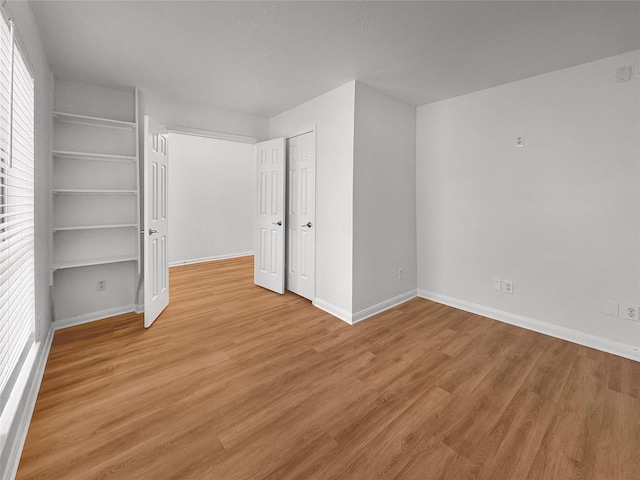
[17,256,640,479]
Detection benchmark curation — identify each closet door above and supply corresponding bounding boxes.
[254,138,286,294]
[144,115,169,327]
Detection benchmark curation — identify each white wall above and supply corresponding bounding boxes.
[353,82,417,315]
[168,134,255,265]
[139,89,268,139]
[270,82,356,316]
[417,50,640,351]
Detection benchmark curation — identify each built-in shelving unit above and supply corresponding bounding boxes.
[53,111,136,130]
[52,150,137,163]
[52,224,138,232]
[53,189,138,195]
[54,255,139,271]
[52,79,141,324]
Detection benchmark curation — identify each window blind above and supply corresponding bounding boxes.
[0,11,35,412]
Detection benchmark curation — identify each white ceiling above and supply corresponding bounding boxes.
[28,1,640,118]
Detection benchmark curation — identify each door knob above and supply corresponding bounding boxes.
[272,221,282,226]
[301,222,312,228]
[149,228,158,235]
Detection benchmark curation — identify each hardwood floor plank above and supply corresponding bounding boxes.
[524,356,608,479]
[591,390,640,480]
[16,256,640,479]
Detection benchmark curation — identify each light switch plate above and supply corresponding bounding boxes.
[604,300,619,317]
[615,65,633,83]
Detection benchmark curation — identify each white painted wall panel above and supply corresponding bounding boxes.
[417,50,640,347]
[269,81,356,315]
[168,134,255,265]
[353,82,417,313]
[139,90,268,140]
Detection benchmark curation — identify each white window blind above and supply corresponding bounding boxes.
[0,11,35,412]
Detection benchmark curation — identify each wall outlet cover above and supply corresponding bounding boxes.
[515,134,525,147]
[621,304,639,322]
[503,280,514,294]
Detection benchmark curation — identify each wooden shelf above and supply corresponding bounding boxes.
[53,189,137,195]
[53,255,138,270]
[53,111,136,130]
[51,85,141,320]
[53,224,138,232]
[53,150,136,163]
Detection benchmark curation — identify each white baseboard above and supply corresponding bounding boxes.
[54,304,137,331]
[314,290,417,325]
[313,298,353,324]
[1,324,54,480]
[418,289,640,362]
[352,290,418,324]
[169,252,253,268]
[134,304,143,314]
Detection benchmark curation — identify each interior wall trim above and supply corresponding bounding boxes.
[351,290,418,324]
[169,252,254,268]
[313,298,353,324]
[53,304,137,331]
[418,289,640,363]
[2,324,54,480]
[167,125,260,144]
[314,290,418,325]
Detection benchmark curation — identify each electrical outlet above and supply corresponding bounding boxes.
[492,279,502,292]
[397,267,404,280]
[622,304,639,322]
[503,280,514,294]
[515,134,525,148]
[97,280,106,292]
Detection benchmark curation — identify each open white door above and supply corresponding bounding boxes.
[254,138,286,293]
[143,115,169,327]
[286,132,316,300]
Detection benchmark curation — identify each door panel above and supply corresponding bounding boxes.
[286,132,316,300]
[254,138,286,293]
[144,115,169,327]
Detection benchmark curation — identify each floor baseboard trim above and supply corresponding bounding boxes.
[418,289,640,362]
[352,290,418,324]
[54,305,137,331]
[2,324,54,480]
[313,298,353,324]
[314,290,418,326]
[169,252,253,268]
